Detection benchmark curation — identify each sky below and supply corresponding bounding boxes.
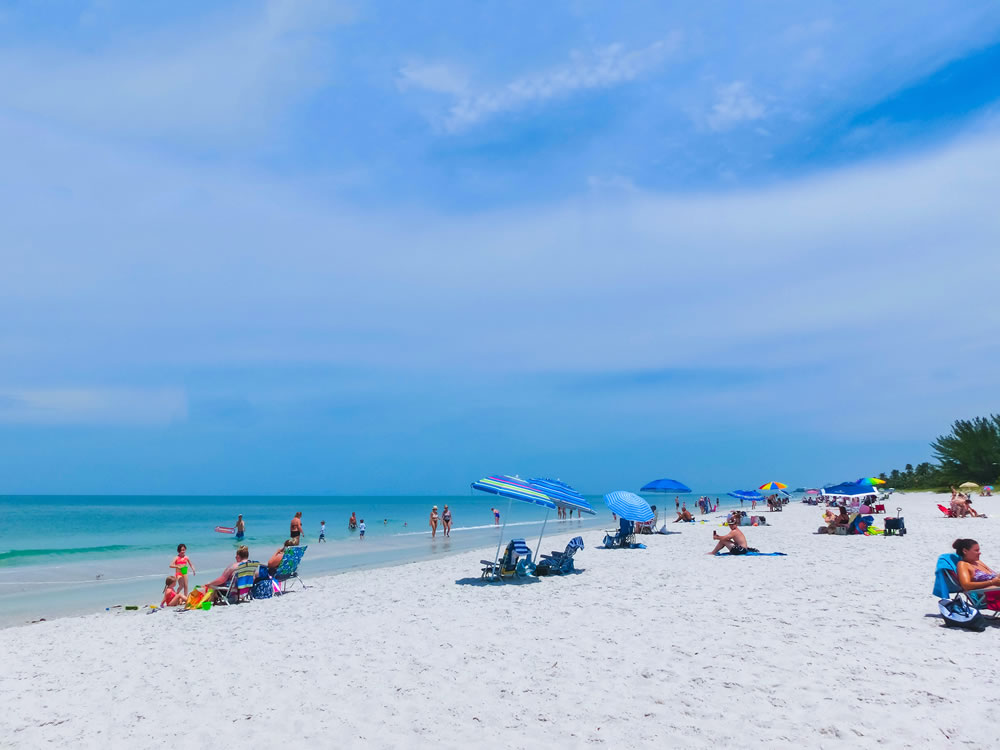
[1,1,1000,494]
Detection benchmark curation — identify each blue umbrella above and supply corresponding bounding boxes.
[471,475,558,574]
[822,483,872,497]
[603,491,654,522]
[529,478,596,515]
[728,490,764,501]
[528,478,595,558]
[640,478,692,493]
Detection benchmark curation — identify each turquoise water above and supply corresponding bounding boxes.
[0,492,741,625]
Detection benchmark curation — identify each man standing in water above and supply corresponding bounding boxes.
[290,511,303,546]
[235,514,245,541]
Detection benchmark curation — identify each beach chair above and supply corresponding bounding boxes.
[937,504,957,518]
[933,553,998,628]
[272,545,307,593]
[602,518,636,549]
[209,561,261,604]
[535,537,584,576]
[873,504,886,514]
[480,539,533,581]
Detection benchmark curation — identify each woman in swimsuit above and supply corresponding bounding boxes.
[954,538,1000,608]
[441,505,452,537]
[429,506,439,538]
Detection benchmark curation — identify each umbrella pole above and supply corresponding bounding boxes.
[535,509,549,563]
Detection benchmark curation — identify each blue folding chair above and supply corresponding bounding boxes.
[480,539,533,581]
[536,536,584,575]
[602,518,636,549]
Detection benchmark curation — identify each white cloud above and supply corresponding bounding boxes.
[397,62,469,95]
[0,0,351,143]
[705,81,766,131]
[0,388,188,425]
[402,37,679,132]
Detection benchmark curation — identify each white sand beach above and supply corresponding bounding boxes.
[3,492,1000,749]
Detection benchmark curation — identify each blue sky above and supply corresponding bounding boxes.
[1,1,999,494]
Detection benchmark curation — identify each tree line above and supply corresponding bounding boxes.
[879,415,1000,490]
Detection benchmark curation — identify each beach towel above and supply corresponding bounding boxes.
[716,551,787,556]
[933,553,960,599]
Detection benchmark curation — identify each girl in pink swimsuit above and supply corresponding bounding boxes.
[171,544,196,597]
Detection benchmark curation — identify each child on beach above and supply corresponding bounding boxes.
[359,519,366,539]
[160,576,185,607]
[171,544,195,596]
[319,520,326,543]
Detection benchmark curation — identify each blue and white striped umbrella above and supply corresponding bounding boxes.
[603,491,654,522]
[471,475,558,509]
[528,478,596,516]
[472,475,557,576]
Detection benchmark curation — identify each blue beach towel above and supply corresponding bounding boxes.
[933,553,961,599]
[716,551,787,556]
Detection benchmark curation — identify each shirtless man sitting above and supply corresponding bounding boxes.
[708,520,756,555]
[674,508,695,522]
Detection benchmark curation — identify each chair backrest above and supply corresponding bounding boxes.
[619,518,633,535]
[234,562,260,597]
[567,536,584,554]
[274,546,307,578]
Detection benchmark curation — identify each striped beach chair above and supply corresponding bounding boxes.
[273,545,307,593]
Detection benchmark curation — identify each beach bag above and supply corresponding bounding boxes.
[939,597,985,632]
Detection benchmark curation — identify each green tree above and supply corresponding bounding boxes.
[931,415,1000,484]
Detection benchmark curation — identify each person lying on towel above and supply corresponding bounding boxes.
[708,520,758,555]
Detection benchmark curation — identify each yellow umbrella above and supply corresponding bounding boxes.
[959,481,980,490]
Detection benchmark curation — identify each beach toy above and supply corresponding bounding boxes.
[201,601,212,610]
[214,526,236,534]
[179,565,189,575]
[125,605,138,610]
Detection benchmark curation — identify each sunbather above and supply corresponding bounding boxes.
[675,508,694,522]
[708,520,757,555]
[954,538,1000,608]
[268,540,295,574]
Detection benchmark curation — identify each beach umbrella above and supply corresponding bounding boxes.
[822,483,871,497]
[639,478,690,530]
[527,478,595,557]
[856,477,886,485]
[758,481,787,491]
[959,482,980,490]
[640,478,692,493]
[471,475,557,572]
[804,489,821,495]
[728,490,764,501]
[603,491,654,522]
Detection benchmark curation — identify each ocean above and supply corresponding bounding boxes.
[0,491,744,625]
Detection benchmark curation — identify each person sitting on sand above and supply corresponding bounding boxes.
[709,520,757,555]
[675,508,694,522]
[954,538,1000,608]
[268,540,294,574]
[160,576,185,607]
[205,545,250,589]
